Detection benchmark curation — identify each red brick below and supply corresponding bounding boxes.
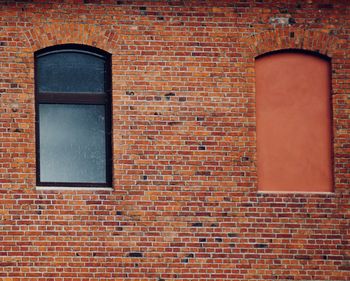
[0,0,349,280]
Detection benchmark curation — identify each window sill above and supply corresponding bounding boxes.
[36,186,113,191]
[257,191,334,195]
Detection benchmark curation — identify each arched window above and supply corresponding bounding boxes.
[35,44,112,187]
[255,50,333,192]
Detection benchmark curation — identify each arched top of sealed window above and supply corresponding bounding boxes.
[255,48,331,62]
[35,44,111,94]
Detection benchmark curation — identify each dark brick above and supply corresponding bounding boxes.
[128,252,143,258]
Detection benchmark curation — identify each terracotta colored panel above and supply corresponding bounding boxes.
[255,52,333,192]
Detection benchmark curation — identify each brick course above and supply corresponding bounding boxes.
[0,0,349,280]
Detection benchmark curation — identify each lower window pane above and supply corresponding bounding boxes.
[39,104,106,183]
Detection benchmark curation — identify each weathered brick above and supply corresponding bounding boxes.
[0,0,349,280]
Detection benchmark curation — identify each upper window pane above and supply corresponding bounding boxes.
[37,51,105,93]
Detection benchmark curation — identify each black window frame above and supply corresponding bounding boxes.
[35,44,112,187]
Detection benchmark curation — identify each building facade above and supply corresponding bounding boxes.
[0,0,349,280]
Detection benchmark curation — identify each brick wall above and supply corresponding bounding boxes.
[0,0,349,280]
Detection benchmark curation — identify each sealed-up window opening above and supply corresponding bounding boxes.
[255,50,333,192]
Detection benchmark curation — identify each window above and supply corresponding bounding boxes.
[255,50,333,192]
[35,44,112,187]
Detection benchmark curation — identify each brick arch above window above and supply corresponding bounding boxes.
[244,28,339,58]
[23,22,119,54]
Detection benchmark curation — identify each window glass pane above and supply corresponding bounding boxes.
[37,52,105,93]
[39,104,106,183]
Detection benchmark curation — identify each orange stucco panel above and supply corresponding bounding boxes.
[255,52,333,192]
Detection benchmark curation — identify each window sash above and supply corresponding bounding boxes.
[35,45,112,187]
[37,93,108,105]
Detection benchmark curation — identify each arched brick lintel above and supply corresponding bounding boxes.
[23,22,119,53]
[245,28,338,58]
